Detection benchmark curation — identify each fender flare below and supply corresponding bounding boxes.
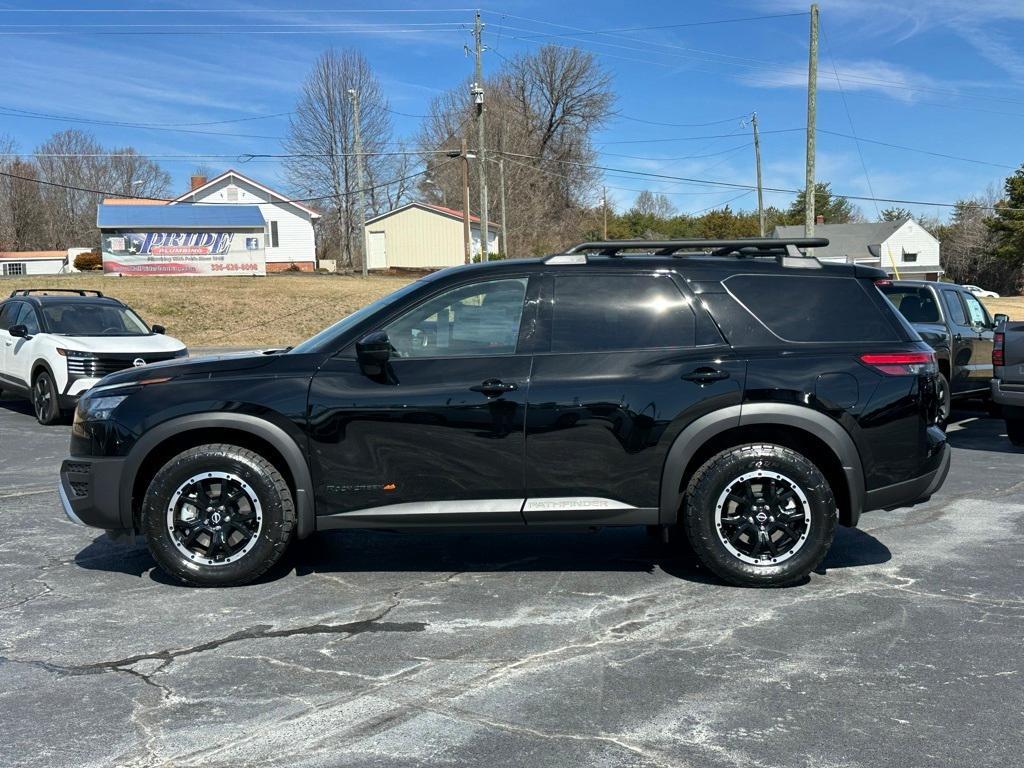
[658,403,865,526]
[121,413,315,538]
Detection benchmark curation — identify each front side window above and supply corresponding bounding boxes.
[40,302,151,336]
[551,273,695,353]
[385,277,528,358]
[14,303,40,335]
[0,302,20,331]
[961,292,991,328]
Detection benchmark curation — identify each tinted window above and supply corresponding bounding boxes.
[14,303,40,335]
[942,290,968,325]
[551,273,695,352]
[961,292,990,327]
[0,302,16,331]
[878,285,941,323]
[726,274,898,343]
[39,302,150,336]
[386,278,528,358]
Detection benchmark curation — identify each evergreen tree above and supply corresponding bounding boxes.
[988,163,1024,264]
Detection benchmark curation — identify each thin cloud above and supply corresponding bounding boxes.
[740,59,940,103]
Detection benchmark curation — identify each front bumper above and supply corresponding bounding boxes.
[59,456,129,531]
[863,434,951,512]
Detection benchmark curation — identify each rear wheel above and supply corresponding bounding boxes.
[1006,419,1024,447]
[935,373,951,429]
[32,371,61,425]
[683,444,837,587]
[142,444,295,586]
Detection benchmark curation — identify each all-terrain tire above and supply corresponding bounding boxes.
[142,444,295,587]
[683,443,837,587]
[1006,419,1024,447]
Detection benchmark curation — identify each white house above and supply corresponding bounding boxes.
[774,219,942,280]
[170,170,320,271]
[0,249,84,276]
[363,202,501,270]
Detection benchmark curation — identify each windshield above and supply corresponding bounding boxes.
[289,279,428,354]
[41,302,152,336]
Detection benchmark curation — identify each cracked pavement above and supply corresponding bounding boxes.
[1,394,1022,767]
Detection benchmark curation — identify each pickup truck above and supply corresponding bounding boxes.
[991,315,1024,444]
[877,279,996,425]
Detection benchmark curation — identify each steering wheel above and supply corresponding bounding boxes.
[101,326,121,334]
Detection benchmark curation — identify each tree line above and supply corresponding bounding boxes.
[1,42,1022,293]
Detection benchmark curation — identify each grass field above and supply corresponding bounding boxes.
[3,273,1023,349]
[1,273,414,348]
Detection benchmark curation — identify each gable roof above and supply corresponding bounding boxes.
[365,201,500,229]
[773,220,925,261]
[170,169,321,219]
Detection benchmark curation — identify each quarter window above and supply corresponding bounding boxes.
[551,274,695,352]
[385,277,528,358]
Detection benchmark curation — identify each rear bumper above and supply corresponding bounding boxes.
[991,378,1024,409]
[863,434,950,512]
[59,456,129,531]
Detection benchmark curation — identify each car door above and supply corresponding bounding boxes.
[8,302,42,387]
[307,274,536,524]
[941,287,990,392]
[0,301,17,388]
[960,290,995,386]
[522,270,745,525]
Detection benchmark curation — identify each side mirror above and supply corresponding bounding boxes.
[151,324,166,335]
[994,313,1009,326]
[356,331,392,378]
[8,324,28,339]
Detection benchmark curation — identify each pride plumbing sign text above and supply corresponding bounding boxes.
[101,231,266,276]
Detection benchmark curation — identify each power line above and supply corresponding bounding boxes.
[496,11,808,37]
[819,129,1015,170]
[610,113,747,128]
[601,128,803,146]
[0,7,477,12]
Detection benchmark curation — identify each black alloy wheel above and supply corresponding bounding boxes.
[33,371,60,425]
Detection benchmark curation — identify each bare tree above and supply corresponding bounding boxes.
[34,130,110,248]
[0,137,50,251]
[418,44,614,256]
[631,190,676,219]
[284,48,393,269]
[106,147,171,199]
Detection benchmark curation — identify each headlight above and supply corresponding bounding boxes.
[77,395,128,422]
[56,348,98,360]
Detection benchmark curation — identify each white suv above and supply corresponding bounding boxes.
[0,289,187,424]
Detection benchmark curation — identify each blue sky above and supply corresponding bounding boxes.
[1,0,1022,221]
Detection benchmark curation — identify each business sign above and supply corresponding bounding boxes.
[101,231,266,276]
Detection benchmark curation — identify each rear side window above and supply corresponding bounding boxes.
[551,273,695,352]
[878,285,941,323]
[942,289,968,325]
[725,274,898,343]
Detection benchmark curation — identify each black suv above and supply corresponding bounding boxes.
[59,238,949,588]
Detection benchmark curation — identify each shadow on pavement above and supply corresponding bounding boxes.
[945,406,1024,455]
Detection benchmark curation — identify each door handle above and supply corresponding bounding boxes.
[470,379,518,397]
[953,333,963,342]
[682,367,730,383]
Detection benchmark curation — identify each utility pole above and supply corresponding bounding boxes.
[804,3,819,241]
[348,88,367,277]
[498,155,508,257]
[472,11,490,261]
[602,186,608,239]
[455,138,471,265]
[751,112,766,237]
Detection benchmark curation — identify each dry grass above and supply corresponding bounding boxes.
[981,296,1024,320]
[1,273,414,348]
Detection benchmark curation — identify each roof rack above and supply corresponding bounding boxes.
[555,238,829,269]
[9,288,105,298]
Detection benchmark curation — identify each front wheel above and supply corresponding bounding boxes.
[32,370,61,425]
[683,444,837,587]
[142,444,295,586]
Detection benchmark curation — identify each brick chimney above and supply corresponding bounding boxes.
[190,175,207,191]
[815,214,825,225]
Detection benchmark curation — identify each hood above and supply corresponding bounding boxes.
[45,332,187,355]
[96,350,282,389]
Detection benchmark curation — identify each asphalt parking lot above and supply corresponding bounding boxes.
[1,395,1022,768]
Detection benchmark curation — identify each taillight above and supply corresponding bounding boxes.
[859,351,937,376]
[993,332,1005,367]
[874,279,893,287]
